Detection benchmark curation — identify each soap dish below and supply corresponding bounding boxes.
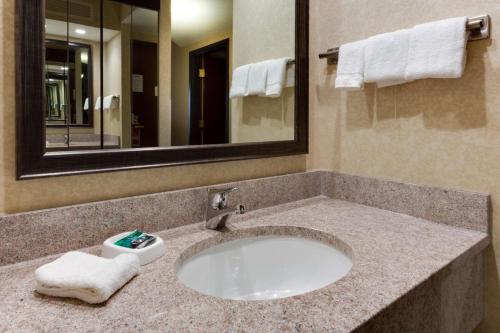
[101,232,166,266]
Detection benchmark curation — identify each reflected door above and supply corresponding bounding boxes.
[132,40,159,148]
[189,39,229,145]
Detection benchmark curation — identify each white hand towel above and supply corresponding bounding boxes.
[247,62,268,96]
[83,97,89,110]
[335,40,367,90]
[230,64,251,98]
[264,57,291,97]
[103,95,114,110]
[405,17,468,80]
[94,96,101,110]
[94,96,118,110]
[364,29,411,88]
[35,252,140,304]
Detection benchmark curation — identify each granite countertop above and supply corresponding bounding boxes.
[0,196,488,332]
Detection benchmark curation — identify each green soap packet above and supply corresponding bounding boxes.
[114,230,143,248]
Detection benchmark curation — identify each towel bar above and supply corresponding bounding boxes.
[319,14,490,65]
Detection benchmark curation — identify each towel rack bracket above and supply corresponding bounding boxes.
[468,14,490,41]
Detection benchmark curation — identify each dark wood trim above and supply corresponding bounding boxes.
[111,0,160,11]
[16,0,309,179]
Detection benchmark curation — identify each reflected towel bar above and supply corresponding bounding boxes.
[319,14,491,65]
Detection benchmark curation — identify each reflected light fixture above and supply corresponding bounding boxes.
[75,29,86,35]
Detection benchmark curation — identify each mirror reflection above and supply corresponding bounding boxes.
[44,0,295,151]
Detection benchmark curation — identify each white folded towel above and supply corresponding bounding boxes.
[335,40,367,90]
[35,252,140,304]
[264,57,291,97]
[230,64,251,98]
[405,17,468,80]
[94,96,118,110]
[364,29,411,88]
[247,61,268,96]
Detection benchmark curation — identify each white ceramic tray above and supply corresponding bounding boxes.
[101,232,166,266]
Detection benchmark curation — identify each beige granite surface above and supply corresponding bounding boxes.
[0,197,488,332]
[0,171,489,267]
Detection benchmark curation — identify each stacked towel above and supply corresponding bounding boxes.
[335,16,468,90]
[230,58,291,98]
[335,40,367,90]
[364,29,411,88]
[35,252,140,304]
[405,17,468,80]
[229,64,251,98]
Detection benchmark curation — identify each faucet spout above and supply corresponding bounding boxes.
[205,187,245,230]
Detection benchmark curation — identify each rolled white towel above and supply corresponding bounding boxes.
[229,64,251,98]
[35,252,140,304]
[364,29,411,88]
[335,40,368,91]
[405,17,468,80]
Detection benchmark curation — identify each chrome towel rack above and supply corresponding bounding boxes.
[319,14,491,65]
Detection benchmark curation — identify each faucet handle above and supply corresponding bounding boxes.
[209,187,239,210]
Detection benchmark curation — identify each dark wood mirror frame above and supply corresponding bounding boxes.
[16,0,309,179]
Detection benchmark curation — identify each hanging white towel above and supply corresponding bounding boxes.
[405,17,468,80]
[247,62,268,96]
[229,64,251,98]
[364,29,411,88]
[335,40,367,90]
[264,57,291,97]
[83,97,89,110]
[94,96,118,110]
[35,252,139,304]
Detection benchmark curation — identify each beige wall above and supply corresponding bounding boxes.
[307,1,500,332]
[158,0,172,147]
[231,0,295,143]
[171,31,233,146]
[0,0,306,213]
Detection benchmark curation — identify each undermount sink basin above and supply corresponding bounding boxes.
[176,233,352,301]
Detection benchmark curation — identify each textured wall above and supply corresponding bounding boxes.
[307,1,500,332]
[0,0,306,214]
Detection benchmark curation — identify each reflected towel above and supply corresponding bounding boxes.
[229,64,251,98]
[94,95,118,110]
[247,61,268,96]
[264,57,291,97]
[35,252,139,304]
[405,17,468,80]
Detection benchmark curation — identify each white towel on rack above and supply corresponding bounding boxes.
[335,40,367,90]
[264,57,291,97]
[35,252,139,304]
[247,62,268,96]
[230,64,251,98]
[364,29,411,88]
[94,95,118,110]
[405,17,468,80]
[83,97,89,110]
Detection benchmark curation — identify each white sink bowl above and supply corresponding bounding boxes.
[176,234,352,301]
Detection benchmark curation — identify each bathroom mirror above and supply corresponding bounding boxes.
[16,0,308,177]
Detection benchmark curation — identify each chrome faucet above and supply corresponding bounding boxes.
[205,187,245,230]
